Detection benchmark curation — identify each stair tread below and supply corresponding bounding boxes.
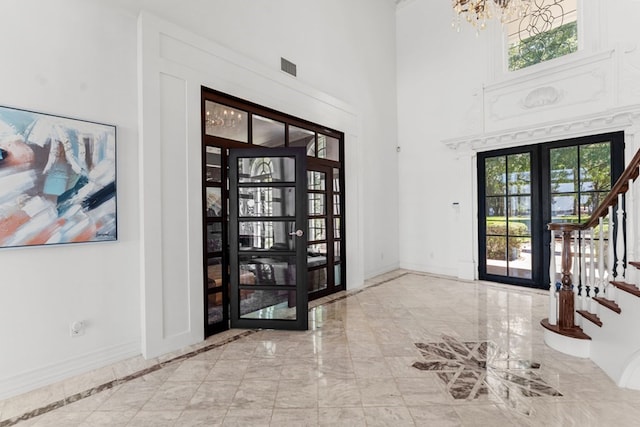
[593,296,621,314]
[540,318,591,340]
[577,310,602,327]
[610,281,640,298]
[629,261,640,269]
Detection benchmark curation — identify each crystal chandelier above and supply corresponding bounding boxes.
[205,107,242,129]
[452,0,530,32]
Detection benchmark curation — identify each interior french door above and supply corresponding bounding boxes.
[229,147,308,330]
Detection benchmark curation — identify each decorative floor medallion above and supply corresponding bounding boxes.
[412,335,561,415]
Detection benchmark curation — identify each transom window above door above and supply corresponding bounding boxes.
[506,0,578,71]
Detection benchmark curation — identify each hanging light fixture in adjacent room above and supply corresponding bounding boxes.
[205,106,242,129]
[451,0,531,32]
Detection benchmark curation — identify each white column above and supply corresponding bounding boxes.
[549,229,557,325]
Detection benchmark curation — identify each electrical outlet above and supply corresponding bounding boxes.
[70,321,85,337]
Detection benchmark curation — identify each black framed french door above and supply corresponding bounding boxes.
[478,132,625,289]
[478,146,542,287]
[229,147,308,330]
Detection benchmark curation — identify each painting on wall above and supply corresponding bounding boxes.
[0,105,116,248]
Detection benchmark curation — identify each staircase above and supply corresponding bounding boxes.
[541,149,640,390]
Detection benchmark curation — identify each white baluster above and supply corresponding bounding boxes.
[616,193,626,282]
[598,216,605,299]
[575,231,582,325]
[549,229,557,325]
[589,228,598,312]
[627,177,635,285]
[607,205,616,301]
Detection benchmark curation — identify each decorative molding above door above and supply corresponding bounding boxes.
[443,105,640,153]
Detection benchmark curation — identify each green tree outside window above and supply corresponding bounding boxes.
[509,20,578,71]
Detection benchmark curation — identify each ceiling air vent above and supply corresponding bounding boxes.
[281,57,297,77]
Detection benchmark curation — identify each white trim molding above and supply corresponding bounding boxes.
[443,104,640,152]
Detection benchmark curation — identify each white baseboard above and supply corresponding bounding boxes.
[364,262,401,280]
[0,339,140,400]
[398,262,458,278]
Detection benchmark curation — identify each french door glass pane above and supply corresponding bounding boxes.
[207,223,223,253]
[334,264,341,286]
[509,237,532,279]
[551,146,578,193]
[309,193,325,215]
[308,171,326,190]
[308,218,326,241]
[308,243,327,266]
[580,192,606,217]
[485,156,506,196]
[238,220,296,250]
[580,143,611,191]
[207,257,223,289]
[205,146,222,183]
[507,153,530,194]
[486,196,506,222]
[551,193,579,222]
[208,293,224,325]
[507,196,531,237]
[238,187,295,217]
[239,255,297,286]
[206,188,222,217]
[486,234,507,276]
[238,157,296,183]
[308,268,327,292]
[240,290,296,320]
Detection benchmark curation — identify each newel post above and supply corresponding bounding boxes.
[548,223,581,330]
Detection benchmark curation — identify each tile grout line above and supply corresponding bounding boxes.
[0,270,410,426]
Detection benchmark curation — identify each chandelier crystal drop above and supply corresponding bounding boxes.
[452,0,530,32]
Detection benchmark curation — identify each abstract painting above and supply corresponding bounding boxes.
[0,105,116,248]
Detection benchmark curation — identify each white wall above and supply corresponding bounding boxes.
[396,0,640,280]
[0,0,400,398]
[0,1,140,399]
[396,0,488,278]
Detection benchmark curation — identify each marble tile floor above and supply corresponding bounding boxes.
[4,270,640,426]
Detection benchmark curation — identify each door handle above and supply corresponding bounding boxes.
[289,230,304,237]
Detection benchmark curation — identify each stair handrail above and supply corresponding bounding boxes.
[581,148,640,230]
[546,148,640,331]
